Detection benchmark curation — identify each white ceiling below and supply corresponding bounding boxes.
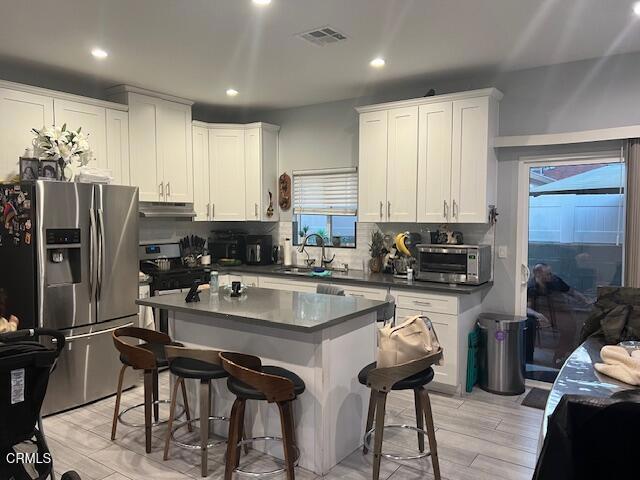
[3,0,640,109]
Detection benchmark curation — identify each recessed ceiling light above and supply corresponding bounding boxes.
[252,0,271,5]
[370,57,386,68]
[91,48,108,59]
[226,88,239,97]
[634,2,640,16]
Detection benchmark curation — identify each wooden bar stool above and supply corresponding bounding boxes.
[111,326,189,453]
[163,345,230,477]
[220,352,306,480]
[359,350,443,480]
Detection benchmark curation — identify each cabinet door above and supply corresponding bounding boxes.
[192,126,210,220]
[395,307,457,386]
[53,99,107,173]
[386,106,418,222]
[209,128,246,221]
[0,89,54,179]
[451,97,489,223]
[258,276,317,293]
[358,111,388,222]
[417,102,452,223]
[158,101,193,203]
[106,109,130,185]
[128,94,161,201]
[244,127,262,221]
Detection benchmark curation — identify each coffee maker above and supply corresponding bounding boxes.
[245,235,273,265]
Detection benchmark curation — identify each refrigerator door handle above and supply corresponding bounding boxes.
[97,208,105,299]
[89,209,97,299]
[53,321,134,343]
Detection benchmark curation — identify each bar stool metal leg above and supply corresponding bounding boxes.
[419,388,441,480]
[372,392,387,480]
[414,389,425,453]
[111,364,127,441]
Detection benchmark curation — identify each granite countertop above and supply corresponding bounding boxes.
[136,287,388,333]
[214,264,492,294]
[543,336,635,436]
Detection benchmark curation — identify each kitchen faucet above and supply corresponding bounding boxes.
[298,233,335,268]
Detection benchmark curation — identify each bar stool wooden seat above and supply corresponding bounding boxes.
[359,350,443,480]
[111,326,189,453]
[220,352,305,480]
[163,345,230,477]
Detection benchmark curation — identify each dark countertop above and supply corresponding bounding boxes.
[136,287,388,333]
[543,336,635,435]
[214,264,492,295]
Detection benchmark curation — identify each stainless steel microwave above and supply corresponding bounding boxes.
[415,244,491,285]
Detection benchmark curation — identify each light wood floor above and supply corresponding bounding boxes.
[41,372,542,480]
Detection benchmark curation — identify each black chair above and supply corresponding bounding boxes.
[359,351,442,480]
[163,345,230,477]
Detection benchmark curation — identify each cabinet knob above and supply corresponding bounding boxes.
[206,203,210,220]
[166,182,171,197]
[443,200,448,220]
[379,201,383,218]
[387,201,391,219]
[452,199,458,219]
[159,182,164,199]
[255,203,258,218]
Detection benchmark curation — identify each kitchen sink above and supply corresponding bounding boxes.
[274,266,314,274]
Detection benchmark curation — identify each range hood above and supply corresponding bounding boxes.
[139,202,197,219]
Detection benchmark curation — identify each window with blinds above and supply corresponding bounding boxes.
[292,167,358,248]
[293,167,358,216]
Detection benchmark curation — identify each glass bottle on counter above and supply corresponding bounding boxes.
[209,271,219,296]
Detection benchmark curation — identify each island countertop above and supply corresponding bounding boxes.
[136,287,388,333]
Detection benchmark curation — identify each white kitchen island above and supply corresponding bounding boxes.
[137,287,388,475]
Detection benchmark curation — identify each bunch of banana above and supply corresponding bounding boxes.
[394,232,412,256]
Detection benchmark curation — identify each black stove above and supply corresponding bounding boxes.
[147,266,210,292]
[140,242,210,293]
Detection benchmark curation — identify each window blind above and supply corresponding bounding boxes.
[293,167,358,216]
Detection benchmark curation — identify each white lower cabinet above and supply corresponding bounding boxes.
[396,307,458,387]
[392,289,482,393]
[342,285,388,301]
[258,276,317,293]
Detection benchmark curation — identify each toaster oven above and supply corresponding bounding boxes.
[415,244,491,285]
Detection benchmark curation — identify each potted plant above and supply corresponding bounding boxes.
[368,230,387,273]
[32,124,92,181]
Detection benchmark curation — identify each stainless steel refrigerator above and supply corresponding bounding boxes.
[0,181,139,415]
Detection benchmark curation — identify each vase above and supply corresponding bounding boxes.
[369,256,383,273]
[58,159,72,182]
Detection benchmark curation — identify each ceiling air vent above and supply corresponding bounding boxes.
[298,26,348,46]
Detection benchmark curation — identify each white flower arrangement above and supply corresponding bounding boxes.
[32,124,93,169]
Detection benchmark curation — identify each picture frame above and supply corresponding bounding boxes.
[39,160,59,181]
[19,158,39,182]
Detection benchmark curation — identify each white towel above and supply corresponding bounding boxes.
[594,345,640,386]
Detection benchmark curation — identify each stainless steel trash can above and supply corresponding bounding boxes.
[477,313,527,395]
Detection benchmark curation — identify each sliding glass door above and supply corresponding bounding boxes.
[520,154,625,382]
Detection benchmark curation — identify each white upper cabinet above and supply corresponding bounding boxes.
[128,93,160,201]
[192,125,210,221]
[451,96,492,223]
[119,89,193,202]
[0,88,54,178]
[244,124,279,222]
[53,99,107,171]
[158,100,192,203]
[417,101,452,223]
[386,106,418,222]
[358,88,501,224]
[209,128,245,221]
[105,109,130,185]
[358,110,388,222]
